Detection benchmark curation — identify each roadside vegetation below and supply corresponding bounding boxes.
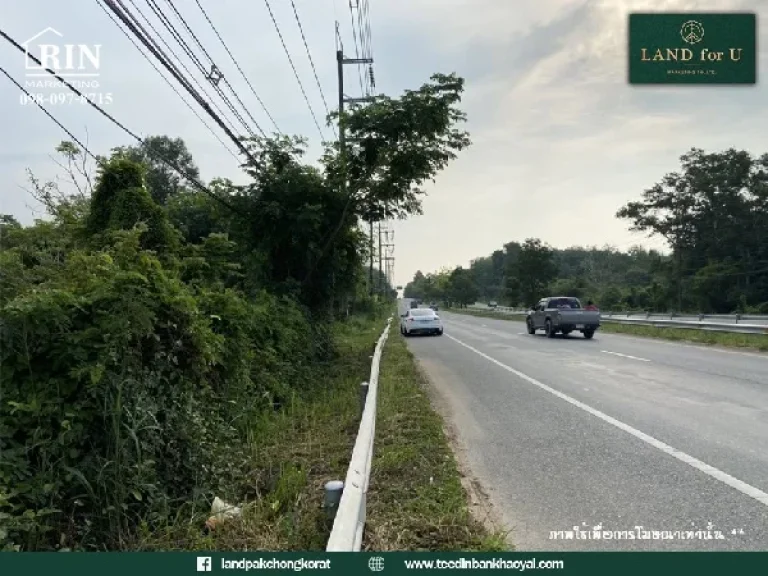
[405,148,768,317]
[450,308,768,352]
[0,72,471,551]
[133,312,389,551]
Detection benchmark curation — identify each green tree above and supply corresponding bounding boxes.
[508,238,557,307]
[85,157,181,257]
[448,266,479,307]
[111,136,200,204]
[327,73,471,224]
[617,147,768,312]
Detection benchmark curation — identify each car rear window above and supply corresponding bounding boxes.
[411,309,434,316]
[549,298,581,309]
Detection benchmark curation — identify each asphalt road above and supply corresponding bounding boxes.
[399,303,768,550]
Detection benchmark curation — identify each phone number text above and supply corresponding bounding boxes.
[20,93,114,106]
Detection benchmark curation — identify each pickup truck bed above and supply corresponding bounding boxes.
[526,297,601,339]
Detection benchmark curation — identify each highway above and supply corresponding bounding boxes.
[399,303,768,550]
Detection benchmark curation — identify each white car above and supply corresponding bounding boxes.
[400,308,443,337]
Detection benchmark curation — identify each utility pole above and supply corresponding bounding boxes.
[369,220,374,296]
[376,222,381,294]
[336,41,374,296]
[380,228,395,298]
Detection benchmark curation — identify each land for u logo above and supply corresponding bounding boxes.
[628,13,757,85]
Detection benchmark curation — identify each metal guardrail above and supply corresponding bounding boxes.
[468,304,768,335]
[326,316,393,552]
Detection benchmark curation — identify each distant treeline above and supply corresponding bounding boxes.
[405,148,768,314]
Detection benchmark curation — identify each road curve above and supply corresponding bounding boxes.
[401,307,768,550]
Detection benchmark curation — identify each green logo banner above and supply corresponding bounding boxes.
[0,552,767,575]
[628,13,757,84]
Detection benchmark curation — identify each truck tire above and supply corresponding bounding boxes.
[545,319,556,338]
[526,318,535,334]
[583,329,595,339]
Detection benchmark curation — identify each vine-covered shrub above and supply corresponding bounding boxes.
[0,160,327,551]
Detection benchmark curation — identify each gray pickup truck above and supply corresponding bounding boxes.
[526,296,600,339]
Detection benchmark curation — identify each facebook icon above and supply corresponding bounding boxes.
[196,557,212,572]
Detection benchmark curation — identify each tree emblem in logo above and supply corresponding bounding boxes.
[681,20,704,44]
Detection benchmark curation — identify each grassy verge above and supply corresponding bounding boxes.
[450,308,768,352]
[134,310,503,551]
[134,312,389,550]
[364,330,507,551]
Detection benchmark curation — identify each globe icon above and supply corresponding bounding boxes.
[368,556,385,572]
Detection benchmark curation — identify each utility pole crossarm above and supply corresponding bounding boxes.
[341,58,373,65]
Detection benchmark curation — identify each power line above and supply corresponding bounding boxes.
[0,27,253,195]
[159,0,267,137]
[142,0,258,138]
[95,0,241,163]
[0,62,237,212]
[117,0,243,139]
[262,0,326,141]
[289,0,336,137]
[193,0,281,134]
[347,0,365,95]
[357,0,375,95]
[99,0,259,163]
[1,67,99,164]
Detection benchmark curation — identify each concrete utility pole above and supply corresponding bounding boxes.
[379,227,395,296]
[377,222,383,294]
[336,45,374,295]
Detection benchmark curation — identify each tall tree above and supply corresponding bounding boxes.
[326,73,471,223]
[448,266,479,307]
[507,238,557,307]
[111,136,201,205]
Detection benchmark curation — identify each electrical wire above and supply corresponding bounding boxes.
[289,0,336,137]
[193,0,281,134]
[262,0,326,141]
[142,0,257,138]
[95,0,240,163]
[99,0,259,163]
[0,27,240,210]
[347,0,365,95]
[159,0,266,137]
[117,0,243,139]
[1,67,100,164]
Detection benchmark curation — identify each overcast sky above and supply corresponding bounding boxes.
[1,0,766,287]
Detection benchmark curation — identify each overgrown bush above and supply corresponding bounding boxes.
[0,224,324,550]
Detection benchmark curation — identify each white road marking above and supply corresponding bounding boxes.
[601,350,651,362]
[445,333,768,508]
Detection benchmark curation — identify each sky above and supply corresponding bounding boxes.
[1,0,766,288]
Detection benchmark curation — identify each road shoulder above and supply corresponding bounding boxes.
[364,331,508,551]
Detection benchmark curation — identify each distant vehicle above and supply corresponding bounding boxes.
[488,301,498,308]
[400,308,443,337]
[409,300,419,309]
[429,303,439,311]
[526,296,600,339]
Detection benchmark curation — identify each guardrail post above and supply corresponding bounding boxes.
[359,381,369,417]
[735,314,741,324]
[324,480,344,520]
